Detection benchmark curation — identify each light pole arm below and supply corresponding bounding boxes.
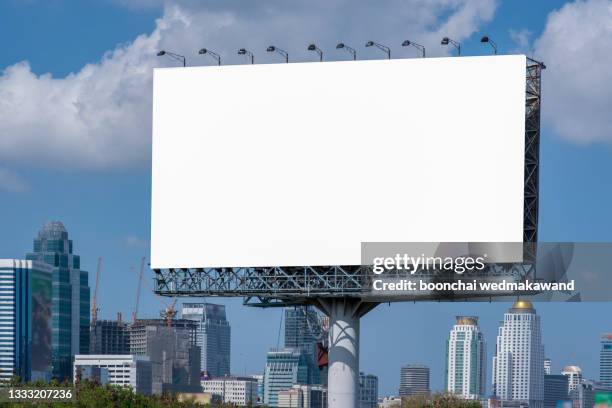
[276,48,289,63]
[449,39,461,56]
[207,50,221,65]
[374,43,391,59]
[345,46,356,60]
[164,51,186,67]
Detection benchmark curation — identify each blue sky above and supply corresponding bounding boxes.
[1,0,612,396]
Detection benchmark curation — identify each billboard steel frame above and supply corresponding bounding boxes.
[153,57,543,306]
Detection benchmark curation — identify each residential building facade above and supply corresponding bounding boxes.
[544,358,552,375]
[73,354,152,395]
[492,300,545,408]
[251,373,264,404]
[278,384,327,408]
[561,366,582,393]
[200,376,258,405]
[445,316,487,400]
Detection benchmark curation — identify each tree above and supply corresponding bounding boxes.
[1,380,239,408]
[402,393,482,408]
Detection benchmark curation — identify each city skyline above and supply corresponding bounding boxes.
[1,0,612,402]
[0,221,610,399]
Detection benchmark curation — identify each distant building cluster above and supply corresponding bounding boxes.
[380,301,612,408]
[2,221,611,408]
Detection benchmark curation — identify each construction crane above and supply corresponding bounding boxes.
[91,257,102,326]
[130,258,178,326]
[131,257,145,324]
[160,298,178,327]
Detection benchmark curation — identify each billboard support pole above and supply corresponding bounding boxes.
[315,298,378,408]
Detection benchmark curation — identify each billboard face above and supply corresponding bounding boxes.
[151,56,526,268]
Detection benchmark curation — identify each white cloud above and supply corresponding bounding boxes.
[534,0,612,143]
[122,235,150,248]
[509,28,532,53]
[0,167,29,193]
[0,0,498,170]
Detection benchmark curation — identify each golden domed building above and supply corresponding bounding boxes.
[492,300,545,408]
[445,316,487,400]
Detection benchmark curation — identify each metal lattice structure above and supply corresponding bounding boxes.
[524,57,543,243]
[154,58,543,307]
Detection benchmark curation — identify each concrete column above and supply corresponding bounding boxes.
[327,299,360,408]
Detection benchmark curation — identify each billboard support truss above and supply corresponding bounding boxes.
[153,58,543,307]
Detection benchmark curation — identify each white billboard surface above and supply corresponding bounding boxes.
[151,55,526,268]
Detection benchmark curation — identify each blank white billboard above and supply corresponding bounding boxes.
[151,55,526,269]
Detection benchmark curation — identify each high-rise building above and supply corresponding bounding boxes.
[359,372,378,408]
[200,376,258,405]
[445,316,487,400]
[570,380,596,408]
[74,355,152,395]
[544,374,569,408]
[264,349,310,407]
[544,358,552,375]
[601,334,612,388]
[130,319,201,394]
[399,364,430,396]
[251,374,264,404]
[561,366,582,393]
[129,318,197,355]
[0,259,53,383]
[277,384,327,408]
[181,303,231,377]
[285,306,322,385]
[26,221,90,380]
[492,300,545,408]
[90,319,130,355]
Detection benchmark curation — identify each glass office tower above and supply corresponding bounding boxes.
[0,260,52,383]
[284,306,321,384]
[181,303,231,377]
[26,221,90,380]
